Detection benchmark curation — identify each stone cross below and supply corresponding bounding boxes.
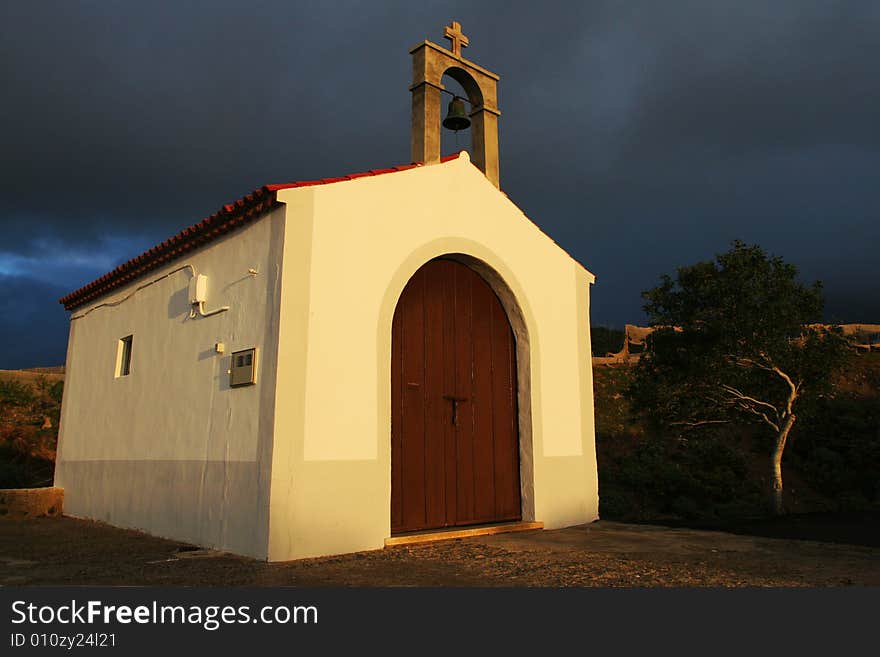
[444,21,469,57]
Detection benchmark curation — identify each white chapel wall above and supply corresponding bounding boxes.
[268,154,598,560]
[55,206,286,559]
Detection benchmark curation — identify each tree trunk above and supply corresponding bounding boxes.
[769,414,796,515]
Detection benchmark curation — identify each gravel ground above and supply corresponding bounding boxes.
[2,516,878,587]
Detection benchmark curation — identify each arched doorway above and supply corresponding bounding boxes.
[391,257,521,534]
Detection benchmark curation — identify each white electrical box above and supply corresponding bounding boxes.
[230,347,257,387]
[189,274,208,304]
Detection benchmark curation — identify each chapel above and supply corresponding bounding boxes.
[55,23,599,561]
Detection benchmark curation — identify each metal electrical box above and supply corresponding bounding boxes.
[230,347,257,387]
[189,274,208,304]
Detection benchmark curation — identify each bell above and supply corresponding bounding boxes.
[442,97,471,131]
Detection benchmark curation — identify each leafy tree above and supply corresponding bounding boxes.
[630,241,850,515]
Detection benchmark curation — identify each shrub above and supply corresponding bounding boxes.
[49,380,64,404]
[0,380,35,406]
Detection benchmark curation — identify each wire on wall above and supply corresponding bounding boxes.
[70,264,230,321]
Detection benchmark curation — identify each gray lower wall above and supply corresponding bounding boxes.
[56,460,266,559]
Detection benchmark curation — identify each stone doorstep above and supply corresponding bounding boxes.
[384,521,544,547]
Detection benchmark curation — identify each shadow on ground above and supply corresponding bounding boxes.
[627,510,880,548]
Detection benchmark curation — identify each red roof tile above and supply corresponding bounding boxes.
[60,154,463,311]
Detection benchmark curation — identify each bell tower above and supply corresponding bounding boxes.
[410,21,501,188]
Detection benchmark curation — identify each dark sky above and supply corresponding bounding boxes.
[1,1,878,368]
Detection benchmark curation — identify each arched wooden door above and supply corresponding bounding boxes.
[391,258,521,534]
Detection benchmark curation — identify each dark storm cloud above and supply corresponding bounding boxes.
[0,275,69,369]
[1,1,878,366]
[491,2,880,326]
[607,4,880,154]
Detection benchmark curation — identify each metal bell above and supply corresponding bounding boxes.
[442,97,471,131]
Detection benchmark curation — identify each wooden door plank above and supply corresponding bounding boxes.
[423,262,447,529]
[441,261,460,526]
[452,265,476,525]
[471,274,498,522]
[491,299,522,521]
[400,270,427,531]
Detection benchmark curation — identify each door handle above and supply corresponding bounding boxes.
[443,395,469,426]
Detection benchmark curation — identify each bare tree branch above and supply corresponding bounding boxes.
[670,419,730,429]
[732,355,775,373]
[718,383,782,431]
[731,401,780,432]
[770,366,797,396]
[719,385,780,415]
[769,365,799,415]
[758,351,777,369]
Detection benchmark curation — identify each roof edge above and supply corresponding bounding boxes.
[59,153,468,312]
[59,187,279,311]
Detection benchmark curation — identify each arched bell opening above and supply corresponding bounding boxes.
[440,73,473,158]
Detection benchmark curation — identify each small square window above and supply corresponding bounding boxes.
[116,335,133,377]
[230,347,257,387]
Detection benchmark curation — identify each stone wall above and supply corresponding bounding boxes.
[0,487,64,519]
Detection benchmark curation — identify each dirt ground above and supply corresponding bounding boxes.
[2,514,878,587]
